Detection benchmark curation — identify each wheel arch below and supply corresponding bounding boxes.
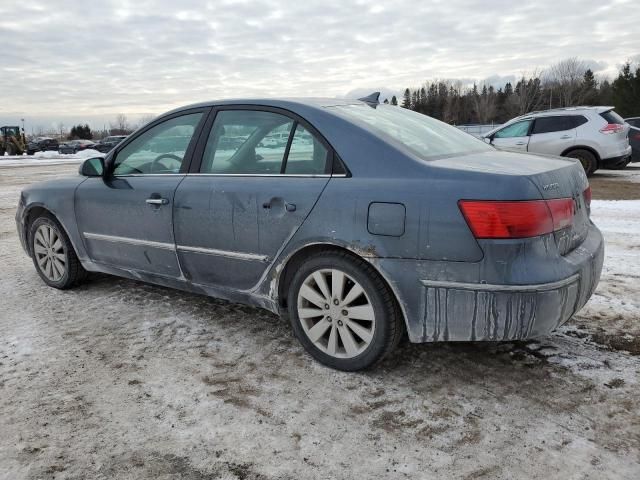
[275,242,409,332]
[23,204,71,256]
[561,145,601,165]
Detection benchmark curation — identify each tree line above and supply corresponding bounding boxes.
[393,58,640,125]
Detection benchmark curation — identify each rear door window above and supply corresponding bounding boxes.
[532,116,577,134]
[201,110,293,174]
[283,125,329,174]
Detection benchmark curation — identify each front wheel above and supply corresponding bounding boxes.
[29,215,87,289]
[287,251,404,371]
[565,149,598,176]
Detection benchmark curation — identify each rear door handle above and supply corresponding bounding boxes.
[146,197,169,205]
[560,135,572,139]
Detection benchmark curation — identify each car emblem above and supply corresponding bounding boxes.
[542,183,560,191]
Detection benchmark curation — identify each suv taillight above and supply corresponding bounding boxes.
[600,123,624,134]
[459,199,574,239]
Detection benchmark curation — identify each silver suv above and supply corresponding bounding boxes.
[484,106,632,175]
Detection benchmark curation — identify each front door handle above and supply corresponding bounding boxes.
[262,198,296,212]
[146,197,169,205]
[515,141,526,146]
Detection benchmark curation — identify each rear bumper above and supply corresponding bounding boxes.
[375,223,604,343]
[601,146,632,168]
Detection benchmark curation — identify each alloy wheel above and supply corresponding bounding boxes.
[33,224,67,282]
[296,268,376,358]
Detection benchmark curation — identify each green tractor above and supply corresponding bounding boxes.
[0,125,26,156]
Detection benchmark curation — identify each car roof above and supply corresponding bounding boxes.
[162,97,364,118]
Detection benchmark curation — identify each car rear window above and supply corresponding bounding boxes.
[600,110,624,124]
[329,104,491,159]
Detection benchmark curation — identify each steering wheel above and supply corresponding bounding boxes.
[150,153,182,173]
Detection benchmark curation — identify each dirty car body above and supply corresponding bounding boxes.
[16,97,604,369]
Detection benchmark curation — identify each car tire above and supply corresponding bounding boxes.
[565,149,597,176]
[29,214,87,289]
[287,251,404,371]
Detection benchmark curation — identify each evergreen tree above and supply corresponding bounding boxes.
[402,88,411,108]
[391,95,398,106]
[612,63,640,117]
[581,69,598,105]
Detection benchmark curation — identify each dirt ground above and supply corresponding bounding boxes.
[1,162,639,479]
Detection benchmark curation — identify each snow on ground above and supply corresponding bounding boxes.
[0,163,638,479]
[0,148,101,167]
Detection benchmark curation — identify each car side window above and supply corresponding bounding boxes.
[494,120,532,138]
[532,116,578,134]
[201,110,294,174]
[113,113,203,175]
[284,125,329,174]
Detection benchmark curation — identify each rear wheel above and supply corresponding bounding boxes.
[287,251,404,371]
[565,149,597,176]
[29,214,87,289]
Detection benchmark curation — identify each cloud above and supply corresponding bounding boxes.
[0,0,637,123]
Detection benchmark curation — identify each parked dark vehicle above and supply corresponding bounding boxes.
[16,95,604,371]
[59,139,96,154]
[624,117,640,162]
[26,137,59,155]
[94,135,128,153]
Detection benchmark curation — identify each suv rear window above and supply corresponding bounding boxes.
[600,110,624,124]
[330,104,491,159]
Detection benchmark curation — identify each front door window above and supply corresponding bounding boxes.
[113,113,203,175]
[494,120,532,139]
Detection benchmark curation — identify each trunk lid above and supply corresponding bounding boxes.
[432,150,591,254]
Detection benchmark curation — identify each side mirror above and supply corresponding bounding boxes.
[79,157,105,177]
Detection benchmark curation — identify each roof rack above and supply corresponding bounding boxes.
[527,106,614,116]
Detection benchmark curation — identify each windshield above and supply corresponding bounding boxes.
[328,104,491,159]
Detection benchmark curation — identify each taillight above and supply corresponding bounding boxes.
[600,123,624,134]
[583,186,592,209]
[459,199,574,239]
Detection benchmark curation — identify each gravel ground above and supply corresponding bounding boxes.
[1,162,639,479]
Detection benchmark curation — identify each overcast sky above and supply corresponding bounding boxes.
[1,0,637,129]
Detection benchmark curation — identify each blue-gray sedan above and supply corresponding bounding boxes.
[16,95,604,371]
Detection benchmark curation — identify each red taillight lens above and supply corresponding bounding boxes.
[459,199,574,239]
[600,123,624,134]
[583,186,592,209]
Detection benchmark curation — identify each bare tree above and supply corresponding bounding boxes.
[546,57,588,107]
[110,113,130,135]
[56,122,66,140]
[509,69,545,115]
[136,114,156,129]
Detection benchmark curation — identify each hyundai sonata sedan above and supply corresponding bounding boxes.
[16,94,604,371]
